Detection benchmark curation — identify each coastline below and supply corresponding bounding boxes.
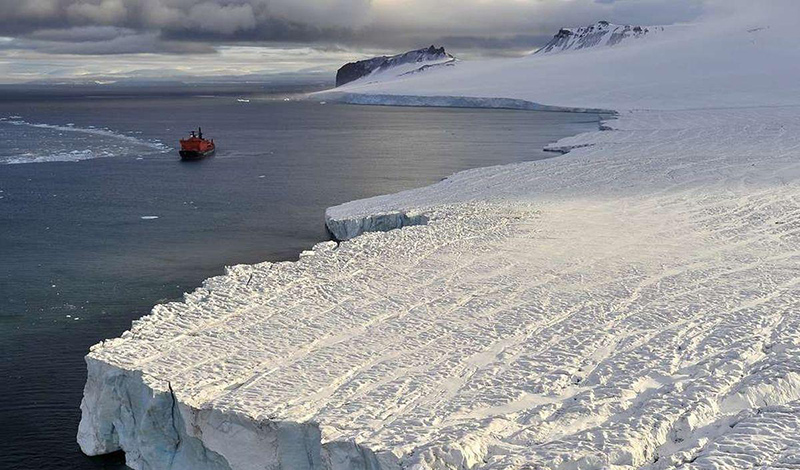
[323,107,611,242]
[76,104,608,470]
[77,101,800,469]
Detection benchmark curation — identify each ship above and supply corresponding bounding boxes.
[179,127,215,160]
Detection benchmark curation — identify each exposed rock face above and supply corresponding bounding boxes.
[535,21,660,54]
[335,46,454,87]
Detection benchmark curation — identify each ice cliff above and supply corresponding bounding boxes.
[78,358,324,470]
[325,208,428,242]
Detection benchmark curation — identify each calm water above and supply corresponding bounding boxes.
[0,92,600,469]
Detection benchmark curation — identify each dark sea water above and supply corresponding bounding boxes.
[0,89,600,469]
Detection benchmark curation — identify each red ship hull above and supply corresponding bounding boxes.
[179,147,215,160]
[179,128,215,160]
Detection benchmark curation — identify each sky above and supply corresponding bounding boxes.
[0,0,726,83]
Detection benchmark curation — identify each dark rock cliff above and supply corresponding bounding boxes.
[336,45,453,87]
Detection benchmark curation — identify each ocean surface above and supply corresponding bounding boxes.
[0,88,601,469]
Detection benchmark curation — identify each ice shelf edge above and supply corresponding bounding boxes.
[78,356,399,470]
[315,92,614,114]
[325,208,429,241]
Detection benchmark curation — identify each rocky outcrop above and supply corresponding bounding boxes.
[535,21,661,54]
[335,46,454,87]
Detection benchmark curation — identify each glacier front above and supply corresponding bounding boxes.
[80,106,800,469]
[80,3,800,470]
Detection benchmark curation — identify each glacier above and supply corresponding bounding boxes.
[321,6,800,112]
[80,2,800,470]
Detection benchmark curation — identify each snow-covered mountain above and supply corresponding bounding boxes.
[335,45,455,87]
[321,13,800,112]
[535,21,662,54]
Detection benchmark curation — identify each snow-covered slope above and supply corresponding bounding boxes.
[335,45,455,87]
[80,4,800,470]
[321,11,800,111]
[535,21,663,55]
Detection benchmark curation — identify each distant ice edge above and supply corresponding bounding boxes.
[77,357,398,470]
[323,106,611,242]
[320,92,613,114]
[320,90,611,242]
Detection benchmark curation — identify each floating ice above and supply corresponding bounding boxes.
[0,119,169,165]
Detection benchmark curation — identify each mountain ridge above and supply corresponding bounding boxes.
[335,45,454,87]
[535,20,664,54]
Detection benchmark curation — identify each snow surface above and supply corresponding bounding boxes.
[80,4,800,470]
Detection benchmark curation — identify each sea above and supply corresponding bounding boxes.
[0,83,602,469]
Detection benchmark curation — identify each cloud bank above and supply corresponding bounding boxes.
[0,0,709,55]
[4,0,770,82]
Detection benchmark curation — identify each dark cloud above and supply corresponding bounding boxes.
[6,30,215,55]
[0,0,370,37]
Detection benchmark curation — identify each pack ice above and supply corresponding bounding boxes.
[80,4,800,470]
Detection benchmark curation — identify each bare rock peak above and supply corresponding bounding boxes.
[536,21,658,55]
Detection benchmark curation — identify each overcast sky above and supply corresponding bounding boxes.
[0,0,732,83]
